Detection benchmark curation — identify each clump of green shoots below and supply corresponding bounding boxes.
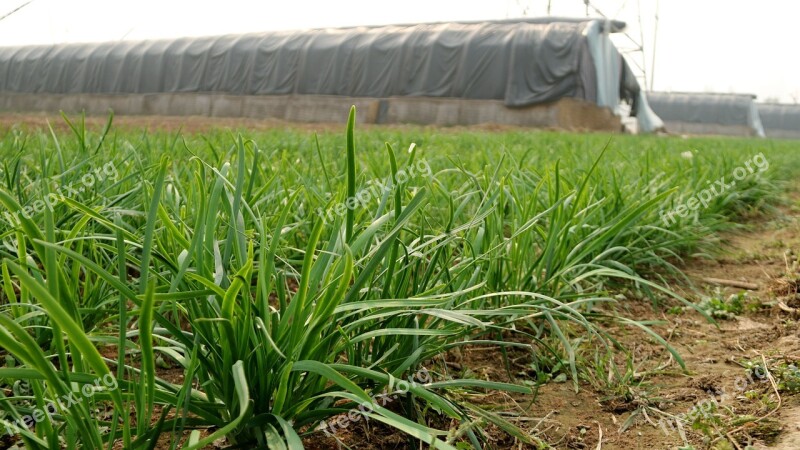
[670,289,760,319]
[0,110,797,449]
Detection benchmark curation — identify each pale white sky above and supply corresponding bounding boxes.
[1,0,798,102]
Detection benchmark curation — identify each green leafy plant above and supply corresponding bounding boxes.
[696,290,758,320]
[0,110,796,449]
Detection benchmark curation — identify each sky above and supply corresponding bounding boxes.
[0,0,798,103]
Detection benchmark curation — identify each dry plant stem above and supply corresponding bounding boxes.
[594,422,603,450]
[777,301,797,314]
[725,431,744,450]
[701,277,760,290]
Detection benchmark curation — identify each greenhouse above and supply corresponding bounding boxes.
[758,103,800,139]
[0,18,663,132]
[647,91,765,137]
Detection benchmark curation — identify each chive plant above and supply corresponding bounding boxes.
[0,111,794,449]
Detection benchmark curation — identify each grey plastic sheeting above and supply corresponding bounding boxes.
[648,92,765,137]
[758,103,800,133]
[582,20,662,132]
[0,18,660,130]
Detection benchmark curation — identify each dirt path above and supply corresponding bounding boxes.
[667,197,800,450]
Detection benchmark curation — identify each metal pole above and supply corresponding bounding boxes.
[637,0,648,90]
[650,0,660,90]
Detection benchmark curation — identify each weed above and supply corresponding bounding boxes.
[696,289,760,319]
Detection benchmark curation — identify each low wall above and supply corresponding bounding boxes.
[0,93,621,131]
[661,121,759,137]
[762,129,800,140]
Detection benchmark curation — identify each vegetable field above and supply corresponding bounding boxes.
[0,110,798,449]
